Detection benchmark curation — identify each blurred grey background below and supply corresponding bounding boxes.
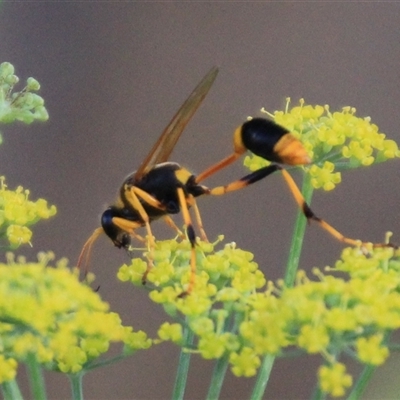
[1,3,400,400]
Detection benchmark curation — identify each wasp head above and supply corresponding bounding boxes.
[101,207,131,249]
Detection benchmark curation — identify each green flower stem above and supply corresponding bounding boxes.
[347,328,390,398]
[284,171,314,287]
[346,365,376,400]
[206,354,230,400]
[206,311,241,399]
[68,373,84,400]
[251,171,314,400]
[26,352,47,400]
[1,379,24,400]
[311,384,326,400]
[250,354,275,400]
[172,324,194,400]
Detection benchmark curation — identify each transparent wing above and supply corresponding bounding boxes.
[135,66,219,180]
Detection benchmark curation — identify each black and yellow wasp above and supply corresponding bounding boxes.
[78,67,390,295]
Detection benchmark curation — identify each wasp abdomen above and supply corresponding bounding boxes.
[239,118,311,166]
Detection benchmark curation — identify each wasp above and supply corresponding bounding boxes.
[78,67,392,295]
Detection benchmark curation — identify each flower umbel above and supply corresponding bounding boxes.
[0,176,57,249]
[119,235,400,397]
[0,62,48,125]
[0,252,151,381]
[244,99,400,191]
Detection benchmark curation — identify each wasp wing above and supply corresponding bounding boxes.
[134,66,219,180]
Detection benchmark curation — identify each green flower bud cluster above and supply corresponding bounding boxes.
[244,99,400,191]
[0,62,48,125]
[118,236,400,397]
[0,252,151,383]
[0,176,57,248]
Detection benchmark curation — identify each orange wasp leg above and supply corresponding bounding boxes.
[207,164,279,195]
[125,186,208,291]
[163,215,185,239]
[122,186,161,283]
[187,194,208,242]
[176,187,197,296]
[204,163,394,249]
[129,230,146,243]
[195,122,250,184]
[131,186,167,210]
[131,187,188,239]
[196,152,242,183]
[278,168,395,248]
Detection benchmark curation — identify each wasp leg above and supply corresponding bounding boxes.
[208,165,279,195]
[131,186,167,210]
[187,194,208,242]
[130,230,146,243]
[278,168,396,248]
[131,187,190,241]
[176,187,197,296]
[122,187,160,283]
[196,152,243,183]
[111,217,143,235]
[112,215,153,284]
[207,164,395,249]
[132,186,206,242]
[163,216,185,239]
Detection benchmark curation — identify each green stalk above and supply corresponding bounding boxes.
[206,354,230,400]
[346,331,389,400]
[171,324,194,400]
[26,353,47,400]
[311,384,326,400]
[206,308,242,399]
[68,373,84,400]
[346,365,375,400]
[284,172,314,287]
[250,354,275,400]
[1,379,24,400]
[251,171,314,400]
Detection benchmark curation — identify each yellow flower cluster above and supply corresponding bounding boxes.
[318,362,352,397]
[244,99,400,191]
[119,236,400,397]
[0,252,151,382]
[0,176,57,248]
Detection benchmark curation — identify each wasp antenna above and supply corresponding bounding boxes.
[77,227,105,276]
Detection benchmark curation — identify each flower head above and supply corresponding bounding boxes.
[0,252,151,381]
[318,362,353,397]
[119,234,400,397]
[0,177,57,249]
[0,62,48,125]
[244,99,400,191]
